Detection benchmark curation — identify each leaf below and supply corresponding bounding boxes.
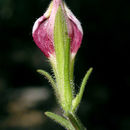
[45,111,75,130]
[37,69,57,90]
[72,68,93,112]
[54,5,72,112]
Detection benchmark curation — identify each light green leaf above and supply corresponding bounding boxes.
[72,68,93,112]
[54,5,72,112]
[45,112,75,130]
[37,69,57,90]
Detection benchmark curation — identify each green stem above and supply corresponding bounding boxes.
[70,57,75,98]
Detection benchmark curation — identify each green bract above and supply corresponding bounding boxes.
[53,5,72,113]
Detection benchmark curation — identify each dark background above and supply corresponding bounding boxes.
[0,0,130,129]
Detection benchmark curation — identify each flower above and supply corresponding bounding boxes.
[32,0,83,59]
[32,0,83,113]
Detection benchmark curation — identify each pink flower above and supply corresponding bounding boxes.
[32,0,83,58]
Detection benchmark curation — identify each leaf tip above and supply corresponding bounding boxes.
[36,69,41,73]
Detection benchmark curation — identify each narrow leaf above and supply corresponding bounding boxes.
[72,67,93,112]
[45,112,75,130]
[54,5,72,112]
[37,69,57,90]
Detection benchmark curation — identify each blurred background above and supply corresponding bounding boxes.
[0,0,130,129]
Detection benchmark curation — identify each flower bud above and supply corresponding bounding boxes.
[32,0,83,113]
[32,0,83,59]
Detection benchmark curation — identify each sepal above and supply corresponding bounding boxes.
[54,5,72,113]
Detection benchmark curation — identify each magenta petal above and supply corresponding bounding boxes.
[32,0,62,58]
[70,20,83,54]
[32,16,55,58]
[64,4,83,55]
